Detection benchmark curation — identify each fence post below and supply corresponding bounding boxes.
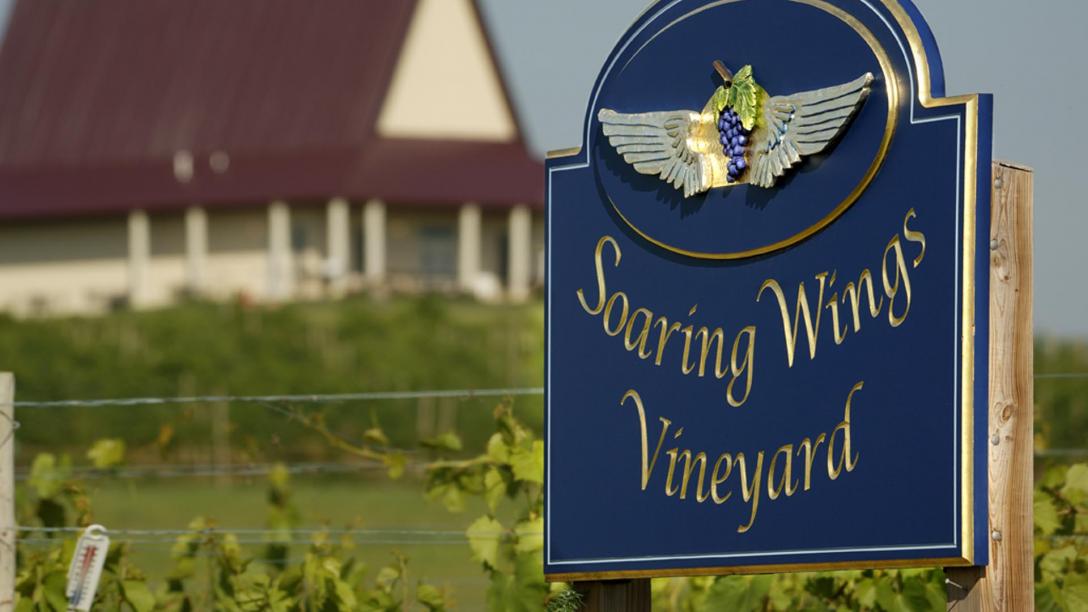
[0,373,15,610]
[946,162,1034,610]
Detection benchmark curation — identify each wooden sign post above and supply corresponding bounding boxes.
[945,162,1034,611]
[572,580,650,612]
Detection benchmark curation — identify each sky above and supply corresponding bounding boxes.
[0,0,9,38]
[0,0,1082,337]
[480,0,1088,339]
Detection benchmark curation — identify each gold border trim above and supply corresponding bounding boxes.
[880,0,981,566]
[547,146,583,159]
[546,0,982,580]
[606,0,900,261]
[548,555,973,582]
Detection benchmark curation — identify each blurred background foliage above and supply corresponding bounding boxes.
[1,296,544,463]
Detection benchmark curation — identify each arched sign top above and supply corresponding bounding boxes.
[546,0,992,581]
[599,0,899,259]
[560,0,952,159]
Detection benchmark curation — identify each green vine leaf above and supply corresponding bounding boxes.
[711,86,730,114]
[426,482,464,513]
[1061,463,1088,506]
[121,580,156,612]
[39,571,68,611]
[514,516,543,553]
[421,432,463,452]
[382,452,406,480]
[1040,545,1077,583]
[417,583,448,611]
[375,566,400,593]
[87,438,126,469]
[510,441,544,484]
[466,516,504,568]
[362,426,390,447]
[1034,490,1061,536]
[484,468,505,513]
[1065,576,1088,612]
[28,454,69,499]
[487,433,510,463]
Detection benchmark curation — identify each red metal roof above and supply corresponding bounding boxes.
[0,0,543,220]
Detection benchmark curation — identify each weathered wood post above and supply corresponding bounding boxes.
[945,162,1034,610]
[0,373,15,610]
[573,579,651,612]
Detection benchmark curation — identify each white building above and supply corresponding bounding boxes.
[0,0,544,315]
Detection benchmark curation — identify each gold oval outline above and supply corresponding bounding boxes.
[606,0,900,260]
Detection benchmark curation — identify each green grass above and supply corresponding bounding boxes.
[21,475,501,610]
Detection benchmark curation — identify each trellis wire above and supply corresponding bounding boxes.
[1034,373,1088,380]
[13,461,401,481]
[10,373,1088,410]
[12,526,531,543]
[14,524,472,533]
[6,380,1087,555]
[16,537,472,546]
[13,529,1080,547]
[13,387,544,409]
[15,451,1088,481]
[1036,448,1088,458]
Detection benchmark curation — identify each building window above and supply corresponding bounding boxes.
[498,231,509,284]
[353,224,365,274]
[291,225,308,252]
[419,225,455,284]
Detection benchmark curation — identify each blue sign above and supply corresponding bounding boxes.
[545,0,992,580]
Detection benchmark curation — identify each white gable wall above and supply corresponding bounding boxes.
[377,0,517,141]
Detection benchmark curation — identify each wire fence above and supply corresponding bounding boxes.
[12,387,545,409]
[1034,373,1088,380]
[7,371,1087,410]
[5,385,551,562]
[14,461,396,481]
[5,378,1088,557]
[14,451,1088,483]
[7,379,1088,481]
[10,526,1080,548]
[1036,448,1088,459]
[11,525,535,547]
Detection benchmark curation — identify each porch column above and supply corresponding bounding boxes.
[363,199,386,285]
[326,197,350,296]
[184,206,208,294]
[457,203,481,294]
[507,204,532,302]
[127,210,150,308]
[267,201,293,300]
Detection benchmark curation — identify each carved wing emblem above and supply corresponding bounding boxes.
[598,62,873,196]
[597,109,713,198]
[748,73,873,188]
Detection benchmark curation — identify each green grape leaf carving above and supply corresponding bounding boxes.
[726,65,765,131]
[711,86,730,115]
